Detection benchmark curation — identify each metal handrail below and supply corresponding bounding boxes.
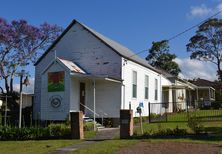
[80,102,100,117]
[80,103,110,126]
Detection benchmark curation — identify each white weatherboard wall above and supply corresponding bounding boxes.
[34,51,55,119]
[121,58,162,117]
[40,61,70,120]
[88,80,121,118]
[161,76,172,86]
[69,78,121,118]
[70,77,79,112]
[54,23,122,79]
[34,22,122,120]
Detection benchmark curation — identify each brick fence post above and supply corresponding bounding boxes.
[120,109,133,139]
[70,111,84,139]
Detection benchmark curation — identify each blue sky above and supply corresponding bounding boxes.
[0,0,221,92]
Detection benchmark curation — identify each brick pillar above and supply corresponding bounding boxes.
[70,111,84,139]
[120,109,133,139]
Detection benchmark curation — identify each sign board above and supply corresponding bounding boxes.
[48,71,65,92]
[139,102,144,108]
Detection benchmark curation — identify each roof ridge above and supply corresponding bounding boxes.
[35,19,160,73]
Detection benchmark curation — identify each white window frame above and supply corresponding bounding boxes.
[155,78,158,100]
[132,71,137,98]
[144,75,149,100]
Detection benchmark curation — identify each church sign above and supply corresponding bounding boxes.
[48,71,65,92]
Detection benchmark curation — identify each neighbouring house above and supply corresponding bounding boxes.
[0,93,33,126]
[160,72,216,113]
[160,70,196,113]
[190,78,218,102]
[21,93,34,109]
[33,20,215,124]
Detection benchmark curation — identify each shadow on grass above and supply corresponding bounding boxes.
[204,127,222,134]
[129,134,222,142]
[150,121,188,123]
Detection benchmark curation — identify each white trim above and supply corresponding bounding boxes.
[41,58,70,75]
[105,78,122,83]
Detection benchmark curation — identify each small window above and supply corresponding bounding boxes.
[144,75,149,99]
[132,71,137,98]
[155,79,158,100]
[210,89,215,99]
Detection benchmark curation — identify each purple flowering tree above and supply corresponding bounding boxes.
[0,18,63,94]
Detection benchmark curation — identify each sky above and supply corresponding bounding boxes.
[0,0,221,93]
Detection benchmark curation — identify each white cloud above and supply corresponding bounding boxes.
[187,2,222,19]
[188,4,212,18]
[216,3,222,10]
[175,58,217,81]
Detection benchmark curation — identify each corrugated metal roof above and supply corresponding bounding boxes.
[35,20,160,73]
[81,22,160,73]
[58,57,86,74]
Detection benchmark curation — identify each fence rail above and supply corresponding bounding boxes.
[148,101,222,123]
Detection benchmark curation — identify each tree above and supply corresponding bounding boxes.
[0,18,63,94]
[146,40,181,76]
[187,18,222,81]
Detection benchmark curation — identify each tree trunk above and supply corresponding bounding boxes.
[0,86,4,94]
[4,77,9,94]
[217,60,222,82]
[10,77,14,93]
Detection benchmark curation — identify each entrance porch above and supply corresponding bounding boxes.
[162,85,195,113]
[70,73,122,124]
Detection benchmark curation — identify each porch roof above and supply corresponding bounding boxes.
[162,85,195,90]
[197,86,215,91]
[70,72,123,83]
[58,58,86,74]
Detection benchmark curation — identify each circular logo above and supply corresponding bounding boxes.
[50,95,62,108]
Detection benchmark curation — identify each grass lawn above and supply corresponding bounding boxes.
[0,140,80,154]
[84,130,97,139]
[134,122,189,135]
[72,140,138,154]
[0,131,96,154]
[166,109,222,122]
[134,121,222,135]
[72,138,222,154]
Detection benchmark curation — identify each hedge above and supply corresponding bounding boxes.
[0,122,95,140]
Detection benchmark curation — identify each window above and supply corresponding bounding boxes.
[210,89,215,99]
[144,75,149,99]
[132,71,137,98]
[155,79,158,100]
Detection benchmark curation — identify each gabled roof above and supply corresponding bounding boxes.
[41,57,86,75]
[34,20,160,73]
[57,58,86,74]
[189,78,222,90]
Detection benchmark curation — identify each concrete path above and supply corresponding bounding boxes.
[50,128,119,154]
[87,128,119,141]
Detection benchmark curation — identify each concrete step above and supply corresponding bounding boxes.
[97,126,105,130]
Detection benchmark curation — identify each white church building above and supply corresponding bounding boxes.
[33,20,215,123]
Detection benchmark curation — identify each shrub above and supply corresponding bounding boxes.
[48,123,70,138]
[103,118,113,127]
[211,101,222,109]
[84,122,94,131]
[150,113,157,119]
[134,116,148,124]
[0,112,2,125]
[0,121,96,140]
[187,115,203,134]
[135,124,187,138]
[0,126,51,140]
